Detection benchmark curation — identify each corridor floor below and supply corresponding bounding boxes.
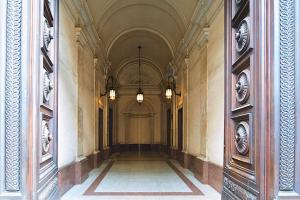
[62,152,221,200]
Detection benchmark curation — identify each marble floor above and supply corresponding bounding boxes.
[62,152,221,200]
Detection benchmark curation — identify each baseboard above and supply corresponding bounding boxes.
[110,144,165,153]
[173,149,223,193]
[58,151,104,196]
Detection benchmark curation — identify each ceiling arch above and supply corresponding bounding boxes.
[116,58,163,87]
[86,0,198,50]
[86,0,198,85]
[109,30,172,74]
[107,28,175,57]
[123,98,155,114]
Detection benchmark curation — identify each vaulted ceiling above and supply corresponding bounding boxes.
[86,0,198,86]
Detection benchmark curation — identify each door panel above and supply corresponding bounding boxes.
[223,0,263,199]
[99,108,104,151]
[178,108,183,152]
[108,107,113,147]
[37,0,59,199]
[167,109,171,147]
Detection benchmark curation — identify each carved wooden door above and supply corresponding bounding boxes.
[178,108,183,152]
[167,109,171,147]
[35,0,59,199]
[109,107,113,147]
[99,108,104,151]
[223,0,269,199]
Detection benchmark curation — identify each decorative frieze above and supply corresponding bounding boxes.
[5,0,22,192]
[279,0,296,191]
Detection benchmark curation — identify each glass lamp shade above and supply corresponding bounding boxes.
[165,88,172,99]
[109,89,116,100]
[136,89,144,103]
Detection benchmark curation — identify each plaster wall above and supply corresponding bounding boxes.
[207,10,224,166]
[175,8,224,165]
[58,3,78,168]
[186,46,207,157]
[78,46,95,157]
[58,2,99,167]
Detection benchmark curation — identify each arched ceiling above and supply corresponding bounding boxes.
[109,30,172,73]
[86,0,198,84]
[117,59,162,87]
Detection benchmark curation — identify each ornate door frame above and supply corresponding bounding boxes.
[0,0,58,199]
[223,0,300,199]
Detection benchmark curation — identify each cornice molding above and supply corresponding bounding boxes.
[75,27,87,48]
[196,28,209,50]
[206,0,224,25]
[62,0,110,72]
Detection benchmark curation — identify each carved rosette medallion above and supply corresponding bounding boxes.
[43,18,53,52]
[43,70,53,104]
[235,121,249,155]
[42,120,53,154]
[235,70,250,104]
[235,17,250,53]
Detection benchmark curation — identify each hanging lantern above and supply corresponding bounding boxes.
[136,88,144,103]
[136,46,144,104]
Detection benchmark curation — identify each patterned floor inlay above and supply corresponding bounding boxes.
[84,160,203,196]
[62,153,221,200]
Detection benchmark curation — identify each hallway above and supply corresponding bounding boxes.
[62,152,220,200]
[0,0,300,199]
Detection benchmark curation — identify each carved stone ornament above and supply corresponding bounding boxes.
[235,121,249,155]
[43,17,53,51]
[43,70,53,104]
[42,120,53,154]
[235,17,250,53]
[235,69,250,104]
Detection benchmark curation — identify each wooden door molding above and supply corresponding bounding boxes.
[0,0,59,199]
[223,0,300,199]
[35,0,59,199]
[167,108,171,147]
[178,108,183,152]
[99,108,104,151]
[223,0,269,199]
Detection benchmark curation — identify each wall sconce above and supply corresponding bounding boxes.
[165,75,181,99]
[101,76,116,100]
